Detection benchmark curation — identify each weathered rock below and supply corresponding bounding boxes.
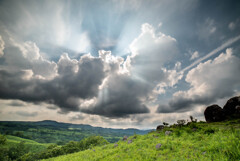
[128,140,132,144]
[155,143,162,150]
[236,106,240,114]
[114,144,118,147]
[204,104,225,122]
[223,96,240,117]
[156,125,164,131]
[192,128,197,132]
[165,131,172,135]
[123,135,128,141]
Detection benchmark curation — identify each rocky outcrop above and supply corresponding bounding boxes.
[156,125,164,131]
[223,96,240,118]
[155,143,162,150]
[165,131,172,135]
[123,136,128,141]
[204,96,240,122]
[204,104,225,122]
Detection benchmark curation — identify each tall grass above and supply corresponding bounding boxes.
[44,120,240,161]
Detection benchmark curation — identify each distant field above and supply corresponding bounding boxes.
[2,135,51,153]
[44,119,240,161]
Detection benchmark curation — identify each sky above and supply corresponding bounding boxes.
[0,0,240,129]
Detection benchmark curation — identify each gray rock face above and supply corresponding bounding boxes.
[128,140,132,144]
[114,144,118,147]
[123,135,128,141]
[165,131,172,135]
[156,125,164,131]
[155,143,162,150]
[223,96,240,117]
[204,104,225,122]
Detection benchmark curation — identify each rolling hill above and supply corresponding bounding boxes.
[44,119,240,161]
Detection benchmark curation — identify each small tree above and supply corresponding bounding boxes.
[0,134,6,145]
[163,122,169,126]
[177,120,186,126]
[190,116,197,123]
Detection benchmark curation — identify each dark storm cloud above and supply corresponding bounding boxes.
[0,53,106,113]
[81,73,150,117]
[0,34,156,118]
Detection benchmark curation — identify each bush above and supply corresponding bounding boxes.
[174,129,182,137]
[62,141,80,153]
[78,136,109,150]
[33,136,109,160]
[177,120,186,126]
[188,122,199,129]
[204,128,215,134]
[8,141,28,160]
[0,134,6,145]
[0,147,9,161]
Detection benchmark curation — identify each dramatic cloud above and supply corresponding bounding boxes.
[157,48,240,113]
[0,23,182,118]
[0,39,106,113]
[80,24,182,117]
[2,40,57,79]
[0,0,240,128]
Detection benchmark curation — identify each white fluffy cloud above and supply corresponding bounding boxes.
[2,39,57,79]
[158,48,240,113]
[190,51,199,60]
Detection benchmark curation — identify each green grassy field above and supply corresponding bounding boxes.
[44,120,240,161]
[2,135,50,153]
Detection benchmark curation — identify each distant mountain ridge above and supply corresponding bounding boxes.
[0,120,153,144]
[0,120,151,131]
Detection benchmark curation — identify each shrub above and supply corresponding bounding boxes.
[204,128,215,134]
[0,147,9,161]
[33,136,109,160]
[0,134,6,145]
[177,120,186,126]
[78,136,109,150]
[62,141,80,153]
[163,122,169,126]
[174,129,181,137]
[8,141,28,160]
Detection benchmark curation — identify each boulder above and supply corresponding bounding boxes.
[114,144,118,147]
[155,143,162,150]
[123,135,128,141]
[165,131,172,136]
[223,96,240,117]
[128,140,132,144]
[156,125,164,131]
[204,104,225,122]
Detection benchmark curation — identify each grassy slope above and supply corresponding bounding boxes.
[2,135,51,153]
[45,120,240,161]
